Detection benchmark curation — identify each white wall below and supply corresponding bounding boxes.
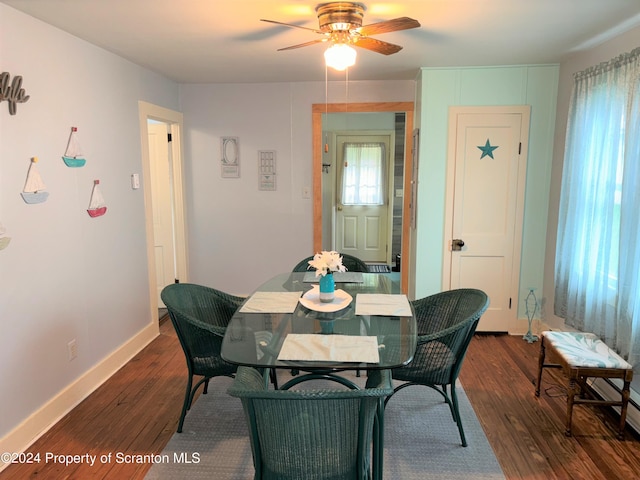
[0,4,179,454]
[543,24,640,327]
[179,80,415,295]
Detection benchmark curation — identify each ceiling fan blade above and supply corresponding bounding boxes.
[260,19,325,35]
[277,38,327,51]
[353,37,403,55]
[358,17,421,36]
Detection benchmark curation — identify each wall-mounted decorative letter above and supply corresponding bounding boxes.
[221,136,240,178]
[0,72,30,115]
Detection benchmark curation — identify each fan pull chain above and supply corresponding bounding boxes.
[324,64,329,153]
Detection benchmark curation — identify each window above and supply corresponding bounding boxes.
[341,142,385,205]
[555,47,640,365]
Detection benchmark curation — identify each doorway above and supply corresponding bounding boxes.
[138,101,188,325]
[443,106,531,332]
[312,102,414,292]
[334,133,393,263]
[148,121,176,310]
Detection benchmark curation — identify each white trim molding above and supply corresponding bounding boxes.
[0,323,158,472]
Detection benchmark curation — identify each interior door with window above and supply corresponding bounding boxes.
[335,134,391,263]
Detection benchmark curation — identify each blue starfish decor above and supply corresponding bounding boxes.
[477,139,499,159]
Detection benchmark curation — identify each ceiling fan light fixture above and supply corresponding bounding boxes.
[324,43,357,71]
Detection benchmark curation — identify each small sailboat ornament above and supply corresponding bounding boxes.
[21,156,49,204]
[62,126,86,167]
[87,179,107,217]
[0,222,11,251]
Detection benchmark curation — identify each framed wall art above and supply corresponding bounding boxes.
[258,150,276,191]
[221,136,240,178]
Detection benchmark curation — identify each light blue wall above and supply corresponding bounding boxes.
[0,4,179,441]
[413,65,559,318]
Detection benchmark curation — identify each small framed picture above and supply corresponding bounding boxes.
[258,150,277,191]
[221,136,240,178]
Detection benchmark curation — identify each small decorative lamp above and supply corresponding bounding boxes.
[523,288,539,343]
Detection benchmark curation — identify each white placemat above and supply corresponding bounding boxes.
[302,271,364,283]
[277,334,380,363]
[238,291,302,313]
[355,294,412,316]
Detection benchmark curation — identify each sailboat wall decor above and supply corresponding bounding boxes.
[21,156,49,204]
[62,126,86,167]
[0,222,11,251]
[87,179,107,217]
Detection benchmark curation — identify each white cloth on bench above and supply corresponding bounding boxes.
[543,331,632,369]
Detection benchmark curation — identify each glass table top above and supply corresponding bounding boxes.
[221,272,417,370]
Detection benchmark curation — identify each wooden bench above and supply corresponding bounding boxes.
[535,331,633,439]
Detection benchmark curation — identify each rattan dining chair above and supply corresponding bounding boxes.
[228,366,393,480]
[292,253,370,273]
[385,288,489,447]
[161,283,245,433]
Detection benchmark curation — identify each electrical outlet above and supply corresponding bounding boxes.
[67,339,78,361]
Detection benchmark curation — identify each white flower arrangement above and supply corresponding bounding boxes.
[308,250,347,277]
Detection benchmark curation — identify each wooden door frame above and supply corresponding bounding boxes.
[138,101,188,327]
[312,102,414,292]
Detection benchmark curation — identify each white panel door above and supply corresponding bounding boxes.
[446,107,530,332]
[148,122,176,307]
[335,134,391,263]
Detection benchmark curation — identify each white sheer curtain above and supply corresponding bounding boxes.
[341,143,385,205]
[555,47,640,365]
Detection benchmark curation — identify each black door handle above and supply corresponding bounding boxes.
[452,239,465,251]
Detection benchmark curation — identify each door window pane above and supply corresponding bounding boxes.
[341,143,385,205]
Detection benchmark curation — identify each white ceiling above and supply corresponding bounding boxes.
[3,0,640,84]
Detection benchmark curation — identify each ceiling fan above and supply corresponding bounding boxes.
[261,2,421,60]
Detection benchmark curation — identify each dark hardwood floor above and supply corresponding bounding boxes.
[2,321,639,479]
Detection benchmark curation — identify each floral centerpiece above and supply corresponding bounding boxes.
[308,250,347,276]
[307,251,346,303]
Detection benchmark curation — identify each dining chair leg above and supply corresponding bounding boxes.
[177,375,193,433]
[450,386,467,447]
[373,397,385,480]
[269,369,278,389]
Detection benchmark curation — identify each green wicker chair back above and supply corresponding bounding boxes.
[161,283,245,432]
[292,253,370,273]
[228,367,393,480]
[387,288,489,447]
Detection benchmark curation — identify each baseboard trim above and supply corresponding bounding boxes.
[0,322,159,472]
[590,377,640,436]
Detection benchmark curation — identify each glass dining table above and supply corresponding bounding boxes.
[221,271,417,389]
[221,271,416,480]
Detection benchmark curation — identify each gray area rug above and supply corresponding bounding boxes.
[146,372,505,480]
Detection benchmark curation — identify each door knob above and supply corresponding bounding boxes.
[452,239,465,251]
[337,205,343,211]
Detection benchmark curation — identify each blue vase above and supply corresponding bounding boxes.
[318,272,335,303]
